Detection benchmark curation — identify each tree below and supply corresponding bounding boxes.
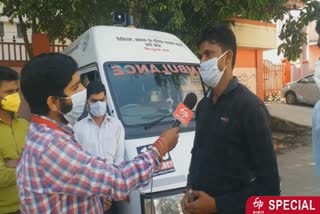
[275,0,320,61]
[0,0,35,57]
[132,0,288,51]
[1,0,316,61]
[0,0,77,57]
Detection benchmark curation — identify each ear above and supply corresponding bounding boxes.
[47,96,60,112]
[225,51,233,68]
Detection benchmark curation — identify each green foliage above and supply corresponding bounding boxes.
[134,0,288,52]
[1,0,319,61]
[275,0,320,61]
[0,0,122,41]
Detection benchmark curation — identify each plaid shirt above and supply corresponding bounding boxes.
[16,115,159,214]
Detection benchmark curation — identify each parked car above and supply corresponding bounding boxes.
[281,73,320,105]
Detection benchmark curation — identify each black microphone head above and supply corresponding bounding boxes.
[183,92,197,110]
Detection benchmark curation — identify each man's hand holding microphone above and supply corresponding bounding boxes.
[152,92,198,161]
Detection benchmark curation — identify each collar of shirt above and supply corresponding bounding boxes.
[32,114,74,136]
[0,113,18,125]
[206,77,239,99]
[86,113,111,124]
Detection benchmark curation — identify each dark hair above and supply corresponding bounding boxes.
[21,53,78,115]
[0,66,19,84]
[316,20,320,35]
[198,24,237,69]
[87,81,106,98]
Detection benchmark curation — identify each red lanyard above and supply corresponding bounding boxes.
[31,115,63,132]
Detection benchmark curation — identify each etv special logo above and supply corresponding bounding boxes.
[253,197,264,210]
[247,196,319,214]
[252,197,264,214]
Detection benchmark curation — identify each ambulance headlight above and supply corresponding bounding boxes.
[142,193,184,214]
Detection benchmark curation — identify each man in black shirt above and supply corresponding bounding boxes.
[181,24,280,214]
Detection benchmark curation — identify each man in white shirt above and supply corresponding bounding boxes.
[75,81,125,164]
[74,81,125,213]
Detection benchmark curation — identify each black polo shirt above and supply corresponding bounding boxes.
[187,77,280,214]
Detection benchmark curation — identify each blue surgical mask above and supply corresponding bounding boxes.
[200,51,228,88]
[89,101,107,117]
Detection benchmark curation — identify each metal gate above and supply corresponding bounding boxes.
[264,60,283,100]
[0,35,67,67]
[0,35,31,67]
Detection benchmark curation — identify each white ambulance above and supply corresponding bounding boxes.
[63,26,203,214]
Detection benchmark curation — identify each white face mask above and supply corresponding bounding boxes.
[315,60,320,89]
[89,101,107,117]
[61,89,87,124]
[200,51,228,88]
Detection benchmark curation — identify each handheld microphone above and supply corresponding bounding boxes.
[172,92,197,127]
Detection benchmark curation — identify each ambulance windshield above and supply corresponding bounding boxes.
[104,62,204,127]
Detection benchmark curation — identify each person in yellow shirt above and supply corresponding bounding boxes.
[0,66,29,214]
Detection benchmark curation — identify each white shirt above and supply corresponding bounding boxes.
[74,114,125,165]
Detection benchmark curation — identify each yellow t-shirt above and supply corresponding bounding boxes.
[0,115,29,213]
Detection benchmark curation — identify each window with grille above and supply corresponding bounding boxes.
[16,23,22,38]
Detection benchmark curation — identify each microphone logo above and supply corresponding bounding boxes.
[173,103,193,126]
[180,106,190,118]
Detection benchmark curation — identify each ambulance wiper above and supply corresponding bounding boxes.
[144,113,173,130]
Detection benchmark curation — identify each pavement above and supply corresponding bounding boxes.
[278,143,320,195]
[266,103,320,195]
[266,103,313,127]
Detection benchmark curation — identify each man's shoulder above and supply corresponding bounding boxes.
[109,116,124,128]
[17,117,30,127]
[227,84,267,116]
[315,100,320,110]
[0,117,29,127]
[313,100,320,117]
[196,96,207,112]
[235,83,264,106]
[74,116,90,129]
[25,123,61,152]
[28,122,63,139]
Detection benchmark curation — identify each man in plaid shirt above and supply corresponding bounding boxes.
[17,53,179,213]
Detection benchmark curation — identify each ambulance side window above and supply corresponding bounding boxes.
[78,70,101,121]
[80,70,101,87]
